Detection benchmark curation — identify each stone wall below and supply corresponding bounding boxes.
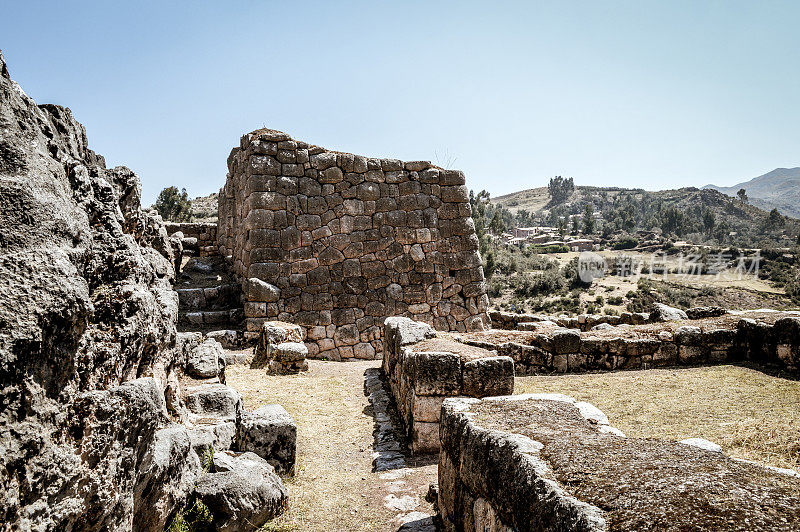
[462,314,800,376]
[383,317,514,453]
[165,221,218,256]
[438,394,800,531]
[218,129,490,360]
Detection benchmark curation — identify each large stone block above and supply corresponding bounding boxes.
[411,351,462,396]
[461,356,514,398]
[236,404,297,475]
[185,384,244,423]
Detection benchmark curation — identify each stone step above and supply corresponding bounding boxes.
[176,283,241,311]
[181,308,244,326]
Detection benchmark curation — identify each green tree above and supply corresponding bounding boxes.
[767,208,785,228]
[557,217,567,239]
[583,204,595,234]
[702,210,716,235]
[547,176,575,204]
[737,188,748,204]
[155,186,192,222]
[489,210,506,234]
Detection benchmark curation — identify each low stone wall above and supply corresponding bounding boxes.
[439,394,800,531]
[383,317,514,453]
[462,315,800,376]
[488,309,649,331]
[165,221,218,256]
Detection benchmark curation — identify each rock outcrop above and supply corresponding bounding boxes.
[0,50,187,530]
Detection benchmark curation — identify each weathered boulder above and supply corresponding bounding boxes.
[194,451,287,531]
[650,303,688,322]
[186,338,224,379]
[252,321,305,369]
[236,404,297,475]
[384,316,436,352]
[134,424,203,531]
[185,384,244,423]
[0,51,184,530]
[207,329,246,350]
[252,321,309,374]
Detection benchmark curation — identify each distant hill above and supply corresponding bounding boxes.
[492,185,800,248]
[704,168,800,219]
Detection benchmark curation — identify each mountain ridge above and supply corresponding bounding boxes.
[703,167,800,218]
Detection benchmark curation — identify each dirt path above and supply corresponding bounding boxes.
[226,359,437,531]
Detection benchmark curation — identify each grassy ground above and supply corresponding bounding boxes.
[516,365,800,470]
[225,360,436,532]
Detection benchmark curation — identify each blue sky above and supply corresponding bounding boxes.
[2,1,799,205]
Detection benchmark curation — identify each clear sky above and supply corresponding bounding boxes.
[2,1,799,205]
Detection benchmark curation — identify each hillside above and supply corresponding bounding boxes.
[704,168,800,219]
[492,185,800,248]
[189,192,218,222]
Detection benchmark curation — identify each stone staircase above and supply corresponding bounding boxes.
[176,255,244,335]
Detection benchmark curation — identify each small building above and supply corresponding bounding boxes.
[566,238,596,252]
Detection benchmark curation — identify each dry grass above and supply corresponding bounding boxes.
[225,360,435,532]
[515,365,800,470]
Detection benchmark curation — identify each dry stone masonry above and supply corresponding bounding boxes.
[462,309,800,376]
[439,394,800,531]
[252,321,309,374]
[165,221,218,256]
[218,129,490,360]
[383,317,514,453]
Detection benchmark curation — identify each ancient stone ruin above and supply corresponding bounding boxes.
[439,394,800,531]
[217,129,490,360]
[383,317,514,452]
[4,44,800,532]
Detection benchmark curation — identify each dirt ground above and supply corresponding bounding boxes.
[516,364,800,470]
[225,359,437,532]
[223,355,799,530]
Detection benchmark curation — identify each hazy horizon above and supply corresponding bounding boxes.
[3,1,799,205]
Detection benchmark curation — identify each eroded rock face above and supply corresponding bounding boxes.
[0,51,184,530]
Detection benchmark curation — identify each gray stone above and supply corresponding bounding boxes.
[206,329,244,350]
[185,384,243,423]
[650,303,688,322]
[189,421,237,457]
[134,424,202,530]
[384,316,436,353]
[461,356,515,398]
[194,451,287,531]
[551,328,581,354]
[186,338,223,379]
[273,341,308,362]
[236,404,297,475]
[247,277,280,302]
